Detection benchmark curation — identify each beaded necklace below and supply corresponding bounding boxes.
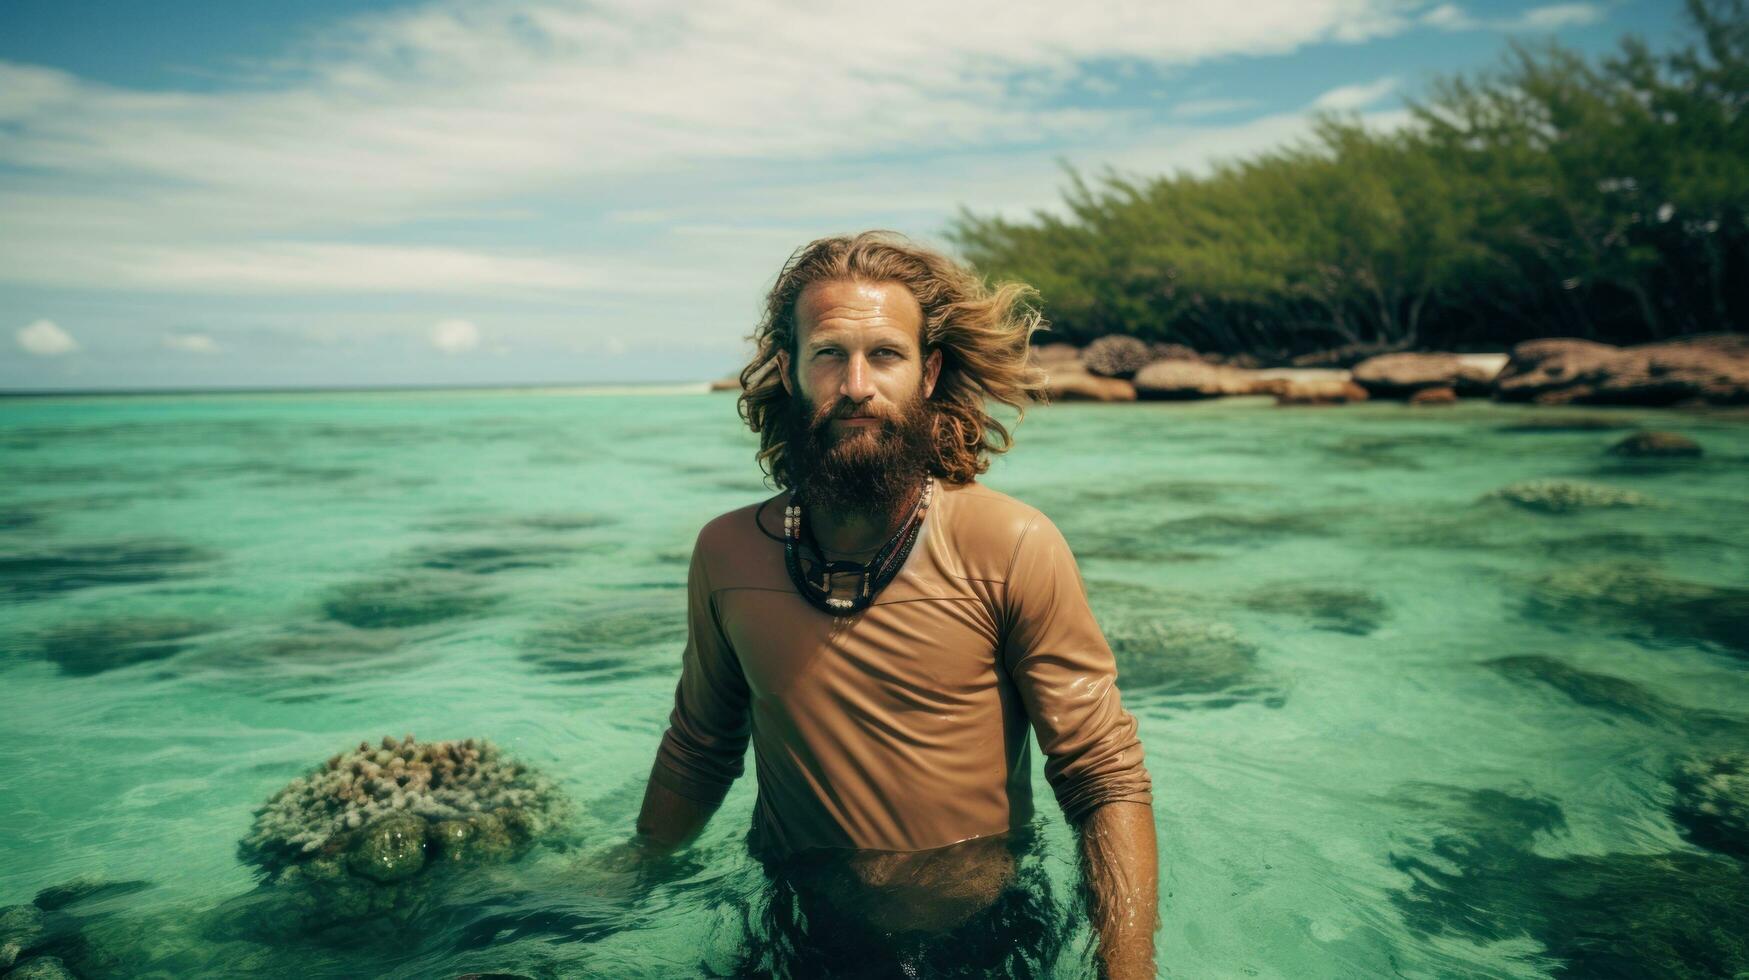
[780,476,933,615]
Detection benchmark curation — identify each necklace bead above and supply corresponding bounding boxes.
[782,476,931,616]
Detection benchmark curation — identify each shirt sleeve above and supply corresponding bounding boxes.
[1001,512,1153,825]
[649,530,752,808]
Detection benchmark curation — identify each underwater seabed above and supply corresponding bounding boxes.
[2,391,1747,978]
[1,796,1107,979]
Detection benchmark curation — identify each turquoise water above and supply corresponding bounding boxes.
[3,388,1746,978]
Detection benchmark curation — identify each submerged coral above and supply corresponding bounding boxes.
[1671,753,1749,861]
[1104,615,1257,693]
[35,617,212,677]
[234,735,575,934]
[1097,612,1285,710]
[320,576,499,629]
[1388,783,1749,979]
[1482,479,1654,514]
[0,538,216,600]
[239,735,572,883]
[1240,584,1388,635]
[1523,560,1749,657]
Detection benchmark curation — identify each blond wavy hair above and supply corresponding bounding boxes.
[738,230,1050,490]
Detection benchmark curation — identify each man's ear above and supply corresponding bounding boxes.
[776,350,793,395]
[923,347,943,399]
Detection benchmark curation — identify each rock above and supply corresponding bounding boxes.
[320,575,499,629]
[1387,784,1749,980]
[1350,352,1482,398]
[1041,366,1136,402]
[1212,351,1264,369]
[1,904,47,969]
[708,376,740,392]
[1132,361,1266,399]
[1104,615,1259,693]
[1494,338,1624,404]
[1249,367,1351,385]
[347,813,428,883]
[1452,354,1510,394]
[422,813,518,864]
[468,812,521,863]
[425,819,476,861]
[1671,753,1749,860]
[1273,378,1369,406]
[33,876,152,911]
[1493,333,1749,406]
[1608,431,1702,457]
[1240,585,1387,635]
[1497,413,1640,432]
[6,956,76,980]
[271,856,411,932]
[1081,335,1154,379]
[1408,386,1458,405]
[35,617,211,677]
[1523,560,1749,657]
[1482,479,1653,514]
[1027,343,1082,366]
[1147,342,1205,362]
[1290,341,1409,369]
[1482,655,1686,729]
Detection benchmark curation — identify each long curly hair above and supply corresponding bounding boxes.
[738,230,1050,490]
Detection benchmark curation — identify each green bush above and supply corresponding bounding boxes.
[948,0,1747,357]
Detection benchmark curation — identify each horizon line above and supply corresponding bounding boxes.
[0,378,727,398]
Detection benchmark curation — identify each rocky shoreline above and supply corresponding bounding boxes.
[706,332,1749,409]
[1030,332,1749,407]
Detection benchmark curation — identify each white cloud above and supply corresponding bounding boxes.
[17,319,79,355]
[0,0,1430,295]
[1423,3,1604,32]
[1094,107,1416,189]
[1517,3,1605,30]
[591,106,1415,232]
[1312,76,1399,111]
[1421,4,1473,30]
[0,239,617,295]
[1170,97,1263,119]
[1080,75,1121,96]
[163,332,220,353]
[431,318,481,353]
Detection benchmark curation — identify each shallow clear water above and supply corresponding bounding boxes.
[2,388,1746,978]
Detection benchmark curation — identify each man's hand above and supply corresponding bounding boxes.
[574,773,723,898]
[634,769,720,851]
[1078,800,1159,979]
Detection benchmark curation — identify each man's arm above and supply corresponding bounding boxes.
[1000,511,1160,977]
[1078,800,1159,979]
[632,526,752,854]
[634,766,721,851]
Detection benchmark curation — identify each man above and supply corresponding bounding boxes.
[630,231,1158,978]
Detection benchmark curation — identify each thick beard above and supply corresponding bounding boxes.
[783,380,936,527]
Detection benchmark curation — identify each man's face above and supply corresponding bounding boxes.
[776,279,944,519]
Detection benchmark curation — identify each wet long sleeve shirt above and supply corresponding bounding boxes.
[650,477,1152,861]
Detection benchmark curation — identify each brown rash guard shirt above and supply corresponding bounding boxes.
[649,477,1153,865]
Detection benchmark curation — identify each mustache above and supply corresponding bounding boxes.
[816,404,888,424]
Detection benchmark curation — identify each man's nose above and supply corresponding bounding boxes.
[841,351,877,403]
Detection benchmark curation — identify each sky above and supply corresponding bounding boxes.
[0,0,1689,391]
